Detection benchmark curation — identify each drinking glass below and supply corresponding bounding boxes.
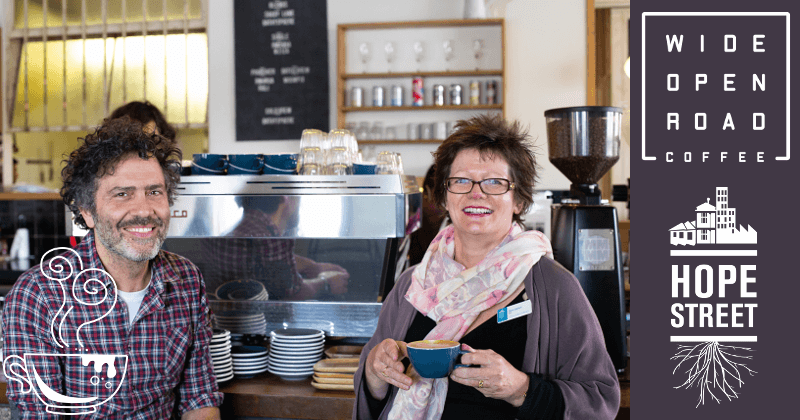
[347,131,360,163]
[376,151,398,175]
[300,129,323,150]
[370,122,384,141]
[384,42,396,72]
[328,148,352,175]
[473,39,484,69]
[393,153,405,175]
[413,41,425,71]
[355,122,371,141]
[443,40,455,68]
[359,42,371,73]
[329,129,351,151]
[385,126,397,141]
[300,147,323,175]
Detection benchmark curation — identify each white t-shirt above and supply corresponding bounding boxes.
[118,283,150,327]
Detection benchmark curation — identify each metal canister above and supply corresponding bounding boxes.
[469,80,480,105]
[350,87,363,107]
[372,86,385,107]
[486,80,498,105]
[433,84,445,106]
[412,77,424,106]
[449,84,462,105]
[391,85,403,106]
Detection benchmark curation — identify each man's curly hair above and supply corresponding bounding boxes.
[61,116,182,229]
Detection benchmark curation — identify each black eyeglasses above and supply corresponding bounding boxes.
[445,177,515,195]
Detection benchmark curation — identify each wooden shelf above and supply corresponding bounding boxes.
[342,70,503,79]
[358,139,443,145]
[337,19,505,128]
[344,104,502,112]
[338,18,504,30]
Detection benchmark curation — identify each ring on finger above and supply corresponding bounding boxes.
[382,366,390,377]
[478,379,484,389]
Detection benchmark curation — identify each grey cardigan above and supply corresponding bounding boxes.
[352,257,620,420]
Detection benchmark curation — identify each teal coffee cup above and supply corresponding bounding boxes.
[406,340,469,379]
[228,154,264,175]
[192,154,228,175]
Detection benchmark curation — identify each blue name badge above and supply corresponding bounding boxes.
[497,299,533,324]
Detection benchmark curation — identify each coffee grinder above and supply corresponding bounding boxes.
[544,106,627,370]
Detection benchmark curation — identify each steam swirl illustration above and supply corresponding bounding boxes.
[2,247,129,415]
[39,247,119,348]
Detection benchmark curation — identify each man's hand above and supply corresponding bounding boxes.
[182,406,220,420]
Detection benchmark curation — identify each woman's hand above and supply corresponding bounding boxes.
[450,345,530,407]
[364,339,413,400]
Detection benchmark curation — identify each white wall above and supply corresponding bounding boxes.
[208,0,585,189]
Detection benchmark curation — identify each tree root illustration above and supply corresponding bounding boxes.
[671,341,756,407]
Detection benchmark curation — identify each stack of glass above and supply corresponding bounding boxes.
[299,129,326,175]
[300,128,361,175]
[375,151,404,175]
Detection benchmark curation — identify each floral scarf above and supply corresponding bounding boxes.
[387,223,553,420]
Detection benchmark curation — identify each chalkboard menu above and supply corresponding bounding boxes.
[234,0,330,141]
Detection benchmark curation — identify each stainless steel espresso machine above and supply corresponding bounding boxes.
[544,106,627,370]
[69,174,422,339]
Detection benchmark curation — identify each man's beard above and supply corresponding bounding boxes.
[93,213,168,262]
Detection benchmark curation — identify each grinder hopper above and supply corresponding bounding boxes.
[545,106,622,204]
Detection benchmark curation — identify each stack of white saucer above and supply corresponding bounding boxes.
[267,328,325,381]
[231,345,269,378]
[210,329,233,383]
[213,311,267,335]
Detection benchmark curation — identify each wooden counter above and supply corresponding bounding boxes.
[0,192,61,201]
[218,374,355,419]
[0,362,629,418]
[219,360,631,419]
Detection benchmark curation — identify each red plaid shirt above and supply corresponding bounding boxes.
[2,231,223,419]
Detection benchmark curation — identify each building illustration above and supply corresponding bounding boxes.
[669,187,757,246]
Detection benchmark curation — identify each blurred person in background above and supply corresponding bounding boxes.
[109,101,177,143]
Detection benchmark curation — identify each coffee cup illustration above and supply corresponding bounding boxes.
[3,353,128,415]
[2,248,127,415]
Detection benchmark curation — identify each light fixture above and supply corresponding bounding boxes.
[624,56,630,78]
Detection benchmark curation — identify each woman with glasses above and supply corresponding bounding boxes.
[353,114,619,420]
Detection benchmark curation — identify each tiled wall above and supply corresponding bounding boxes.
[0,200,71,269]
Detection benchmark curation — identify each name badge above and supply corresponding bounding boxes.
[497,300,532,323]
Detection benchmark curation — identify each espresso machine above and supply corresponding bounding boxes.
[544,106,627,370]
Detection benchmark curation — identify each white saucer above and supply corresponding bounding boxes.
[216,372,235,383]
[270,341,324,350]
[234,362,269,370]
[268,366,314,380]
[268,362,315,371]
[268,353,322,363]
[211,341,231,349]
[269,347,324,358]
[233,357,269,366]
[215,365,233,376]
[270,328,325,340]
[231,352,268,359]
[214,361,233,371]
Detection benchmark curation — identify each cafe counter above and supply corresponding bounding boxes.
[216,358,631,420]
[0,360,629,419]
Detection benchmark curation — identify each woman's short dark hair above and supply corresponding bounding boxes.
[109,101,176,141]
[61,116,182,229]
[432,114,538,224]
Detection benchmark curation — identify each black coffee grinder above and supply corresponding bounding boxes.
[544,106,627,371]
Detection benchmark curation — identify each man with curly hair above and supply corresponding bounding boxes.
[2,117,222,419]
